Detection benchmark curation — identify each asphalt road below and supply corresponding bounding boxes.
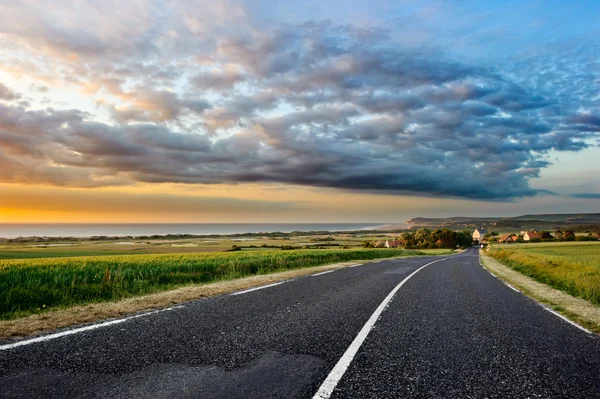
[1,247,600,398]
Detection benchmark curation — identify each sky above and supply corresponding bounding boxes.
[0,0,599,224]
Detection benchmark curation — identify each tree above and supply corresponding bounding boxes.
[564,230,575,241]
[540,231,553,240]
[455,232,473,248]
[413,228,433,248]
[399,232,414,248]
[433,228,456,248]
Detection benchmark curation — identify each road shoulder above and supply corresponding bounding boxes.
[480,253,600,334]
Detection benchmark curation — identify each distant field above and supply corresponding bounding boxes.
[487,242,600,304]
[0,249,153,259]
[0,233,402,260]
[0,248,445,320]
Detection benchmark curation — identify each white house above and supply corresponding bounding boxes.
[473,228,488,242]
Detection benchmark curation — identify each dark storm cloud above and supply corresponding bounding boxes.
[1,14,599,200]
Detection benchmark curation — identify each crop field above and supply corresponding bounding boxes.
[0,248,437,320]
[487,242,600,304]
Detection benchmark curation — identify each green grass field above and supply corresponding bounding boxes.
[0,248,445,320]
[487,242,600,304]
[0,249,154,259]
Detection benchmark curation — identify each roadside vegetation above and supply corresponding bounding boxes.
[487,242,600,305]
[365,228,472,249]
[0,248,428,320]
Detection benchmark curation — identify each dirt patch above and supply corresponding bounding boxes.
[0,258,398,339]
[480,254,600,334]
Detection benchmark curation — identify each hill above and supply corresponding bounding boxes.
[406,213,600,232]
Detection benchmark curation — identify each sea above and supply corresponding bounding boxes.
[0,223,388,239]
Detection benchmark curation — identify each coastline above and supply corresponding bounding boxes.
[0,223,398,240]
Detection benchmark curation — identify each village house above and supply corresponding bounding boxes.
[523,231,541,241]
[472,228,487,242]
[385,239,400,248]
[498,233,518,243]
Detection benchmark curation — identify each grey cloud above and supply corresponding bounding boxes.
[111,90,211,123]
[1,15,599,200]
[192,69,246,90]
[567,112,600,130]
[0,83,21,101]
[571,193,600,199]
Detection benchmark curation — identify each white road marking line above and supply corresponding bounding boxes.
[311,270,335,277]
[348,264,362,268]
[542,306,592,334]
[313,257,450,399]
[0,306,184,351]
[230,281,290,296]
[503,281,520,293]
[479,258,592,335]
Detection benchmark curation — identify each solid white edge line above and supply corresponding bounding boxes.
[503,281,521,293]
[0,306,183,351]
[312,257,449,399]
[230,280,290,296]
[479,257,592,335]
[542,306,592,334]
[311,270,336,277]
[348,263,362,268]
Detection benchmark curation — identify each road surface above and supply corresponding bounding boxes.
[1,247,600,398]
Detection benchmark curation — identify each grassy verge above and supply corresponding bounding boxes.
[1,248,427,320]
[486,242,600,305]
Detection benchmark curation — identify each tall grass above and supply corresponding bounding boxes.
[0,248,421,319]
[488,243,600,304]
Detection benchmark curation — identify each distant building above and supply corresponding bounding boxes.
[473,228,488,242]
[498,233,518,243]
[385,239,400,248]
[523,231,540,241]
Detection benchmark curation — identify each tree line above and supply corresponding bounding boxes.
[365,228,473,249]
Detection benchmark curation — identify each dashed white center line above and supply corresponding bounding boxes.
[311,270,335,277]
